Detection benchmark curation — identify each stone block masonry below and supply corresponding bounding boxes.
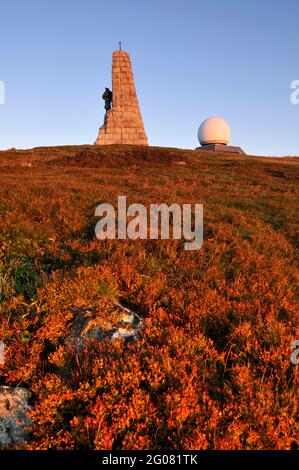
[95,50,148,145]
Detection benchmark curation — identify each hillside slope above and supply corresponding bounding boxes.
[0,145,298,450]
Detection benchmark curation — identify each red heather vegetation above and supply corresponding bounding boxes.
[0,144,298,449]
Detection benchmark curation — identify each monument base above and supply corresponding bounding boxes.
[195,144,246,155]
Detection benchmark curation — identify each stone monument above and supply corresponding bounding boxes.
[95,47,148,146]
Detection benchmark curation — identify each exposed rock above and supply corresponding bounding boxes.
[0,386,32,448]
[122,313,136,324]
[68,303,143,350]
[38,302,145,382]
[112,326,136,339]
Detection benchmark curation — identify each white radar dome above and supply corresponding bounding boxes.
[198,116,231,146]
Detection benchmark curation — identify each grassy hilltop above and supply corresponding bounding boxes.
[0,144,298,449]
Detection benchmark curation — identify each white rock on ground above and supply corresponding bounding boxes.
[0,386,32,447]
[122,313,135,324]
[69,303,144,348]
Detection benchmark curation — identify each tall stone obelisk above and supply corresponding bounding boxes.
[95,50,148,145]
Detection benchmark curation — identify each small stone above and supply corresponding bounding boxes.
[0,386,32,448]
[122,313,135,324]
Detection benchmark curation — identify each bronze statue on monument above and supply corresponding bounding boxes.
[102,87,112,125]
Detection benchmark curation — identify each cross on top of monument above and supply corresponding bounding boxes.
[119,41,122,51]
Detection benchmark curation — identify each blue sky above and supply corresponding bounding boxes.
[0,0,298,155]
